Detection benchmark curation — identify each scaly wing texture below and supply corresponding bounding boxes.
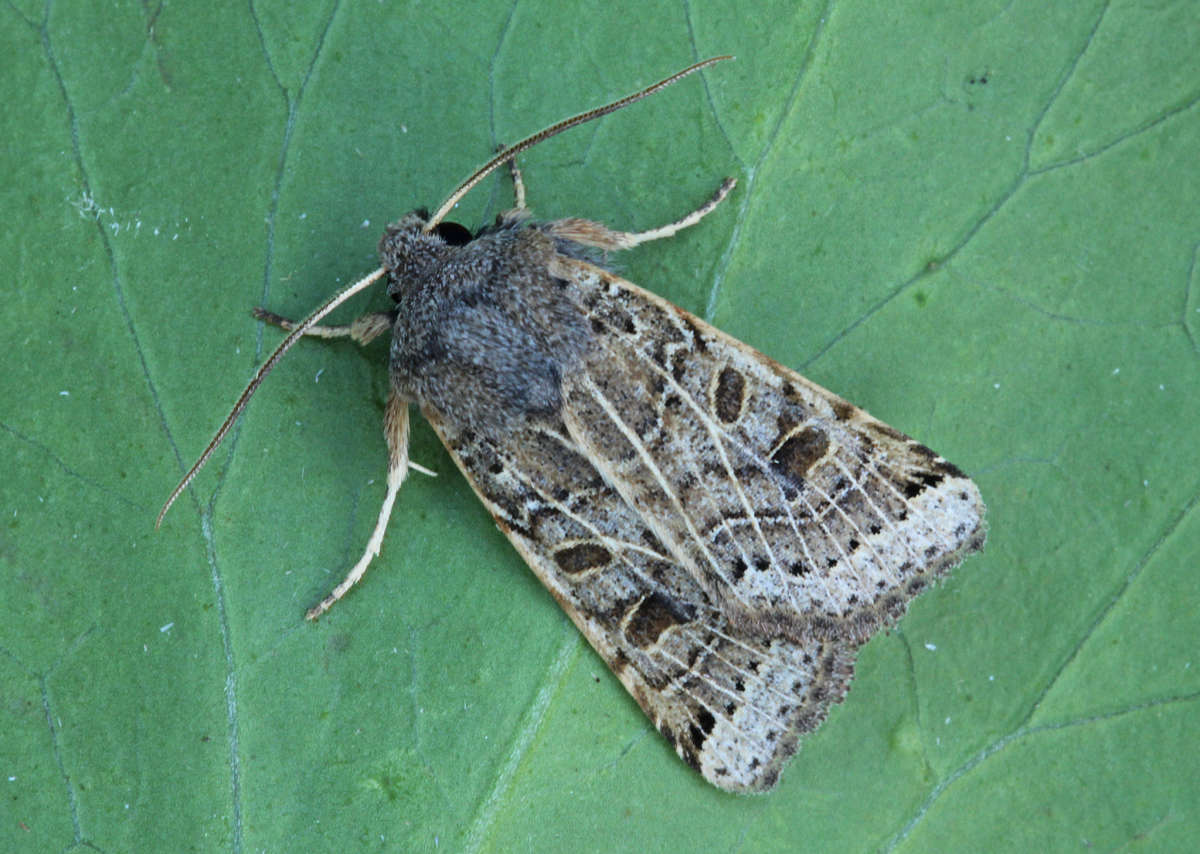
[423,408,855,792]
[421,262,985,792]
[557,259,987,645]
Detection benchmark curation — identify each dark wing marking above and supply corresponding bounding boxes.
[556,260,986,645]
[423,408,854,793]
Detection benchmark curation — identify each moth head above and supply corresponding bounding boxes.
[378,210,475,294]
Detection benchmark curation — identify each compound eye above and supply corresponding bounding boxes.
[432,221,472,246]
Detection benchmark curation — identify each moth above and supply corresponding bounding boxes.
[160,57,986,792]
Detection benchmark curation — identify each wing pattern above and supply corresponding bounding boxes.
[423,260,985,792]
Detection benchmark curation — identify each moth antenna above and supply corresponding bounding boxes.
[425,55,733,230]
[157,266,388,528]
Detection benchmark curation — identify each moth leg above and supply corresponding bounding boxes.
[507,151,527,211]
[256,306,438,481]
[253,307,394,346]
[306,388,411,620]
[543,176,736,251]
[492,142,529,212]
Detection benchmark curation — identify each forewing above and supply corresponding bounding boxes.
[418,259,984,792]
[422,408,855,793]
[554,259,987,645]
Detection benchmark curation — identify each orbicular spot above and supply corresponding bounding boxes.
[771,426,830,485]
[552,542,612,574]
[625,592,695,648]
[711,366,746,424]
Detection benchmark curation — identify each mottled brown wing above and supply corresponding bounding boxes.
[422,407,855,793]
[421,262,984,793]
[556,259,987,646]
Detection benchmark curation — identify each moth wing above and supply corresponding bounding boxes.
[554,259,986,644]
[422,408,854,793]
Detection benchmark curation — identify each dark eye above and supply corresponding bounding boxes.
[433,221,472,246]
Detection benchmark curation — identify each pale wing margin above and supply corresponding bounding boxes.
[555,259,987,645]
[423,408,856,793]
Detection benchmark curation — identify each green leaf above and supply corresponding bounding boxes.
[4,1,1198,851]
